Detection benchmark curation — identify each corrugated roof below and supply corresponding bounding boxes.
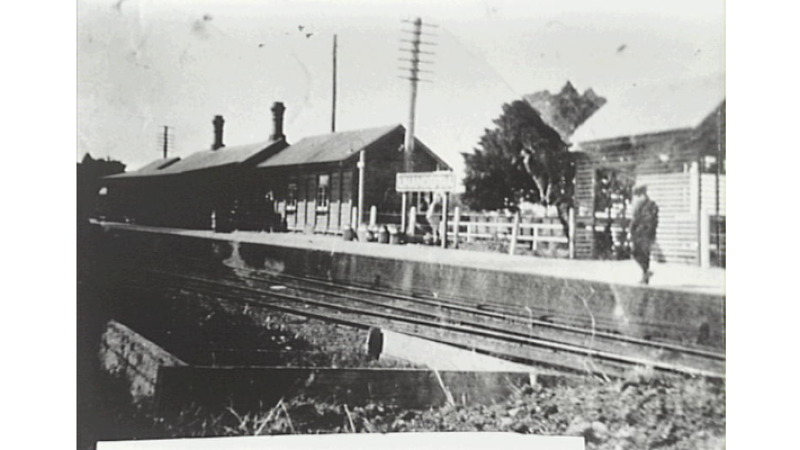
[686,100,726,156]
[571,75,725,145]
[156,139,281,175]
[105,156,181,179]
[106,139,284,180]
[104,123,451,181]
[259,125,401,168]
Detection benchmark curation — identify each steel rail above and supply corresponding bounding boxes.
[148,268,724,379]
[164,257,724,361]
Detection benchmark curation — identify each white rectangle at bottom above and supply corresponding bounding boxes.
[98,433,584,450]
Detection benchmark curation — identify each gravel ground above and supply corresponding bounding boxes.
[145,372,724,450]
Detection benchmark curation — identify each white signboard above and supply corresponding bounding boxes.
[396,171,458,192]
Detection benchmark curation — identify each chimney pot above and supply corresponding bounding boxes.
[270,102,286,141]
[212,115,225,150]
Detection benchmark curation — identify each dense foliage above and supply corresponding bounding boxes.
[461,101,575,213]
[77,153,126,223]
[114,374,724,450]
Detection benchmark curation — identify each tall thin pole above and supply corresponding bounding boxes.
[162,126,170,159]
[715,108,723,265]
[399,18,435,173]
[331,34,338,133]
[696,157,703,266]
[358,149,365,225]
[403,19,421,173]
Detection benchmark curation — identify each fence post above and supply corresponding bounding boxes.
[401,193,407,234]
[453,206,461,249]
[568,207,576,260]
[699,211,710,268]
[690,160,701,266]
[407,206,417,236]
[509,211,520,255]
[351,206,358,228]
[369,205,377,227]
[532,224,539,253]
[440,193,449,249]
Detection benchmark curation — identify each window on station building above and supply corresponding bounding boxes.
[287,182,298,210]
[702,155,725,174]
[594,168,634,216]
[317,174,330,210]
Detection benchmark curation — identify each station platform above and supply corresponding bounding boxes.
[96,221,725,297]
[93,221,726,348]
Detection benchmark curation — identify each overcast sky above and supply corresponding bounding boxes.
[77,0,724,174]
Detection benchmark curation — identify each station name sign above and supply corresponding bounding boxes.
[396,171,458,192]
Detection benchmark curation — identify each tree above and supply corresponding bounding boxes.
[77,153,126,224]
[461,100,575,234]
[593,168,635,259]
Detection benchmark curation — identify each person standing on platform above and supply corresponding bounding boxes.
[263,191,276,232]
[630,185,659,284]
[426,194,443,244]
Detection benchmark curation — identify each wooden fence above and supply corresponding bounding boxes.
[442,208,575,258]
[284,204,576,260]
[701,213,726,268]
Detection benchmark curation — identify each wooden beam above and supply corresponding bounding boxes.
[375,329,536,374]
[508,211,520,255]
[452,206,460,249]
[440,193,448,248]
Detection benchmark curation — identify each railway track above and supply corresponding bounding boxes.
[301,273,716,342]
[166,254,722,352]
[260,270,724,359]
[137,258,724,379]
[159,255,723,356]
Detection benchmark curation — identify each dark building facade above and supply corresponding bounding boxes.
[257,124,450,234]
[103,108,288,230]
[101,103,451,234]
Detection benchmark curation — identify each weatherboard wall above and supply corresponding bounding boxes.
[572,127,718,265]
[262,130,443,234]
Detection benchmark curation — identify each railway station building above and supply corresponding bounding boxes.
[103,106,290,230]
[255,124,449,234]
[569,77,726,267]
[101,102,450,233]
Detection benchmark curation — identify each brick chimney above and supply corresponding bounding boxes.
[212,115,225,150]
[270,102,286,141]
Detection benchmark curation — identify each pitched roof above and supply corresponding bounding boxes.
[258,125,401,168]
[156,139,282,175]
[104,124,451,180]
[105,157,181,179]
[571,75,725,145]
[685,100,726,156]
[106,140,284,180]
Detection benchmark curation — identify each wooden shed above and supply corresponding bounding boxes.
[256,124,450,234]
[102,107,289,231]
[569,78,725,267]
[101,104,451,235]
[101,156,180,224]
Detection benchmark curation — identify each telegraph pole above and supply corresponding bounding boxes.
[157,126,173,159]
[162,126,169,159]
[715,109,723,265]
[331,34,338,133]
[399,18,435,172]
